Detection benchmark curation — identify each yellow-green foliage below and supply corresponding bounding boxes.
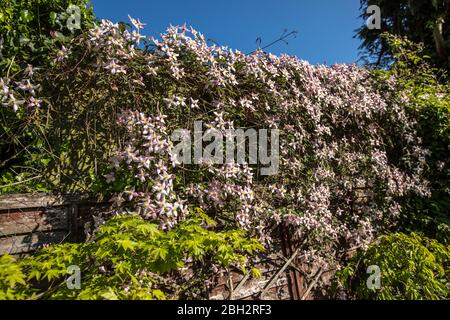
[335,233,450,300]
[0,209,263,300]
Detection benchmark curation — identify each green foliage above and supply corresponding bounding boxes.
[379,34,450,244]
[401,93,450,242]
[0,0,95,74]
[356,0,449,70]
[0,208,263,300]
[0,0,95,194]
[334,233,450,300]
[0,255,29,300]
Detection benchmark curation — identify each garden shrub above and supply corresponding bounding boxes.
[0,0,95,193]
[0,0,95,73]
[378,34,450,244]
[1,5,448,300]
[0,0,448,302]
[334,232,450,300]
[0,19,433,274]
[334,35,450,300]
[0,209,263,300]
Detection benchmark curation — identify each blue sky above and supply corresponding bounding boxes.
[91,0,363,65]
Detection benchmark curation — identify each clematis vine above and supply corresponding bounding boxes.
[26,17,435,270]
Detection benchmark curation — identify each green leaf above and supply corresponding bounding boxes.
[152,289,166,300]
[150,247,168,261]
[250,268,262,278]
[117,239,138,251]
[101,288,118,300]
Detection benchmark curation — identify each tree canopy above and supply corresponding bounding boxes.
[356,0,449,70]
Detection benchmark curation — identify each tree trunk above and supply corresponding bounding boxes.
[433,15,447,61]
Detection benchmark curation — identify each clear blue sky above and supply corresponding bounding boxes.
[91,0,364,65]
